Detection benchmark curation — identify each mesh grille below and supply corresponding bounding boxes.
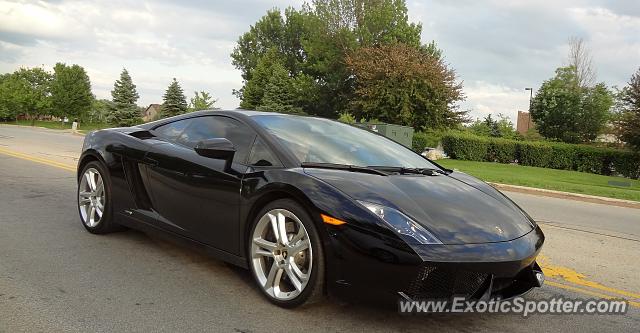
[405,264,489,300]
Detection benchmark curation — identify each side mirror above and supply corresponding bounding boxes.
[194,138,236,171]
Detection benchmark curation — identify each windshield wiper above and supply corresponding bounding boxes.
[367,166,449,176]
[301,162,389,176]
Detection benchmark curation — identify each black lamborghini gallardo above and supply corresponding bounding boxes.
[77,110,544,308]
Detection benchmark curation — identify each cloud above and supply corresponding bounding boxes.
[409,0,639,123]
[0,0,638,117]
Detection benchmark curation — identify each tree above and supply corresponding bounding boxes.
[0,73,17,121]
[88,99,113,123]
[240,48,287,109]
[468,114,517,139]
[346,43,466,129]
[311,0,422,47]
[189,91,217,111]
[107,69,141,126]
[256,63,303,114]
[530,66,612,143]
[338,112,356,124]
[9,68,52,125]
[231,1,443,120]
[618,67,640,150]
[160,78,188,118]
[50,63,93,122]
[568,37,596,88]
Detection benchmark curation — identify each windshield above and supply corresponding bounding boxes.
[252,115,439,169]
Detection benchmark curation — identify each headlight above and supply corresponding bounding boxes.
[357,200,442,245]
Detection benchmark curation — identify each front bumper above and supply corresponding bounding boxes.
[325,224,545,304]
[399,261,544,302]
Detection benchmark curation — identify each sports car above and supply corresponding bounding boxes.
[76,110,545,308]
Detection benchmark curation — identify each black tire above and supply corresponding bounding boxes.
[77,161,122,234]
[248,199,325,308]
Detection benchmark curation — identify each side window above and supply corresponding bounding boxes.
[248,138,281,167]
[177,116,255,164]
[153,119,192,141]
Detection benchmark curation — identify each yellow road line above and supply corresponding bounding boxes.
[545,280,640,308]
[0,147,76,172]
[538,255,640,300]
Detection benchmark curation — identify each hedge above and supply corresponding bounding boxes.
[441,133,640,179]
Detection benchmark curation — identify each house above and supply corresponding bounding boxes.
[143,104,161,122]
[516,111,535,135]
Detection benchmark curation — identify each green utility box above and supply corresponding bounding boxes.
[361,123,414,148]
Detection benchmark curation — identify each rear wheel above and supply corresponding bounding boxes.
[77,161,120,234]
[249,199,324,307]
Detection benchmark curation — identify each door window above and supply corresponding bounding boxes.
[176,116,255,164]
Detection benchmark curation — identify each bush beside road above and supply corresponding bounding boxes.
[441,132,640,179]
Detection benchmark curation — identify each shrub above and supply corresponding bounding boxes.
[517,141,553,168]
[441,132,640,179]
[611,152,640,179]
[412,132,430,152]
[548,143,576,170]
[412,129,448,152]
[442,133,489,161]
[487,138,517,163]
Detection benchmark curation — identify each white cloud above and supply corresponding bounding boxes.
[0,0,638,116]
[462,81,531,123]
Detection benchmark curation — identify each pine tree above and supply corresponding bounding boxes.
[256,63,302,114]
[161,78,188,117]
[619,67,640,150]
[107,69,141,126]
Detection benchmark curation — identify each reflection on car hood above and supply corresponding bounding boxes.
[304,169,534,245]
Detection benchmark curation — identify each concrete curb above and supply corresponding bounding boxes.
[491,182,640,209]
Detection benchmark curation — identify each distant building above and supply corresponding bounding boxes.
[516,111,535,135]
[143,104,161,122]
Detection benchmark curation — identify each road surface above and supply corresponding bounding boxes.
[1,124,639,332]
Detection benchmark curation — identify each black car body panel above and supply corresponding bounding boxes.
[77,110,544,304]
[303,168,534,245]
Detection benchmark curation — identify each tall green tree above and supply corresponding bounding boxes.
[107,69,141,126]
[346,43,465,129]
[161,78,188,117]
[7,68,52,125]
[50,63,93,121]
[231,1,449,121]
[239,48,284,109]
[0,73,17,121]
[530,66,612,143]
[256,63,303,114]
[88,99,113,123]
[618,67,640,150]
[468,114,517,139]
[189,91,217,111]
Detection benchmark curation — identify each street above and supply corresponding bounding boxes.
[1,125,639,332]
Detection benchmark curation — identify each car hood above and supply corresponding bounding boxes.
[304,169,535,245]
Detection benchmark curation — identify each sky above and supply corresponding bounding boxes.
[1,0,639,123]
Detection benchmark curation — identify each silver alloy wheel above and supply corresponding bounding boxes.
[251,209,312,301]
[78,167,106,228]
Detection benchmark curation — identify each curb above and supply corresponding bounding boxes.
[491,182,640,209]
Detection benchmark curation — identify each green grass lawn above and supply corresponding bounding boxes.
[437,159,640,202]
[1,120,109,132]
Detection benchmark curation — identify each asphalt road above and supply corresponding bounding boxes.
[1,125,639,332]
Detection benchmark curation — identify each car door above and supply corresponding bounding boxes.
[144,116,256,254]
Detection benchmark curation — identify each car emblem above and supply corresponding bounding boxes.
[495,226,504,235]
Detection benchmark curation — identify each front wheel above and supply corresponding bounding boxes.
[249,199,324,308]
[77,161,121,234]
